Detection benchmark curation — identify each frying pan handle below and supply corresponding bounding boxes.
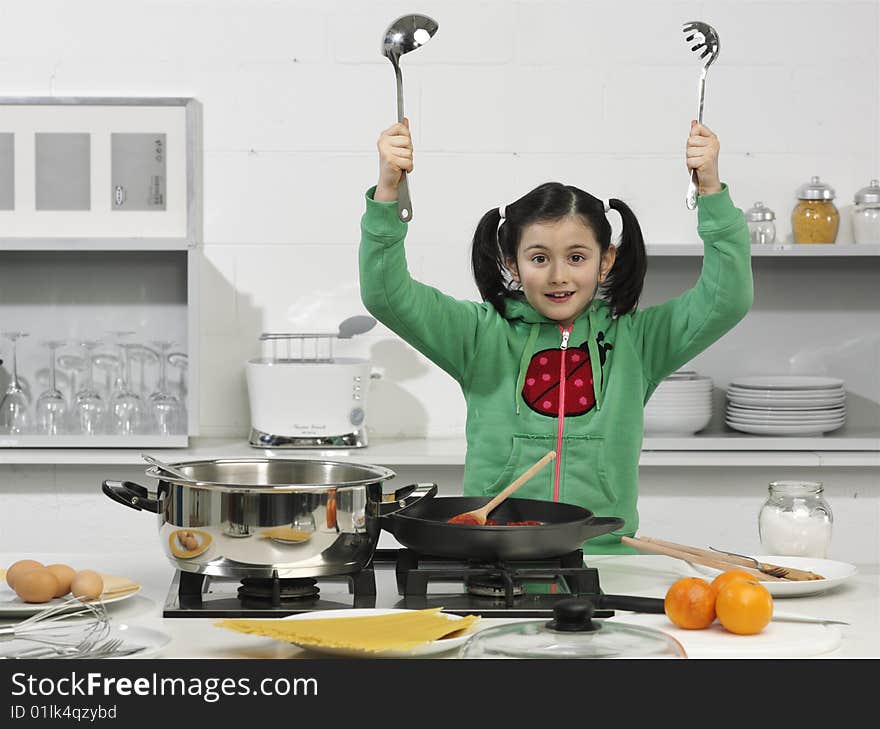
[597,594,666,614]
[102,479,160,513]
[379,482,437,517]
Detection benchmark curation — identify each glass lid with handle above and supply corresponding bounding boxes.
[458,598,687,659]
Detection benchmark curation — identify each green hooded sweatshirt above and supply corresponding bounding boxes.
[360,184,752,554]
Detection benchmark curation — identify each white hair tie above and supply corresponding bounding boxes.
[497,205,506,233]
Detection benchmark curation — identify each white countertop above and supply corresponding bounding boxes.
[1,551,874,659]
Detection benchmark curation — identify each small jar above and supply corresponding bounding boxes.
[745,201,776,245]
[758,480,833,558]
[852,179,880,244]
[791,176,839,244]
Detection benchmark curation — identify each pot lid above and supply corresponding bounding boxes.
[745,201,775,222]
[796,176,835,200]
[458,598,686,659]
[854,179,880,205]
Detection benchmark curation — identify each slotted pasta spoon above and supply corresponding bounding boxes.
[682,20,720,210]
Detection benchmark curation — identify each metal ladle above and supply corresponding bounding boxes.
[381,13,439,223]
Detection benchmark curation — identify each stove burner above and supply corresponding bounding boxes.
[465,574,524,597]
[237,577,319,604]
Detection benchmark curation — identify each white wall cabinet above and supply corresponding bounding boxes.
[0,97,201,448]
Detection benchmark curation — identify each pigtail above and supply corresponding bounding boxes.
[602,198,647,317]
[471,208,510,315]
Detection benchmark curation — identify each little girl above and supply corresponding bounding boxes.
[360,119,752,553]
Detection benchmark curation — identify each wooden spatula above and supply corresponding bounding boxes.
[447,450,557,525]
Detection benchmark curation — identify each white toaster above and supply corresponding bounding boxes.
[246,356,372,448]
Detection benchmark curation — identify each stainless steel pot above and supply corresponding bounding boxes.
[102,458,435,579]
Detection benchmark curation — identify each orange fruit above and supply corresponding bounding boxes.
[710,569,760,601]
[715,579,774,635]
[664,577,716,630]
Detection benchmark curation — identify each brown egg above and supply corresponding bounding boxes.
[45,564,76,598]
[71,570,104,601]
[5,560,44,590]
[14,568,60,604]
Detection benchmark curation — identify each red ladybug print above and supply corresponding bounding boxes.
[522,342,596,417]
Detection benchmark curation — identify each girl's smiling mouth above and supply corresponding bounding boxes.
[545,291,574,302]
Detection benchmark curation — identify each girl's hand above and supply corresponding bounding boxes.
[375,118,414,202]
[686,121,722,196]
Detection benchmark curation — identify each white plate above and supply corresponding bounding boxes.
[726,414,846,425]
[688,555,858,598]
[0,623,171,660]
[727,406,846,421]
[106,624,172,659]
[727,388,845,399]
[728,403,846,414]
[727,388,846,403]
[729,376,845,390]
[726,420,845,435]
[728,397,846,409]
[0,583,141,617]
[280,608,477,658]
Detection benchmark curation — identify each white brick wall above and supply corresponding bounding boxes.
[0,0,876,437]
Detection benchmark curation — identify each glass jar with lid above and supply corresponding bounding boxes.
[791,176,839,244]
[758,480,833,558]
[745,201,776,245]
[852,178,880,244]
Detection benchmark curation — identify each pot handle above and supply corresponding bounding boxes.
[596,594,666,614]
[102,479,160,513]
[379,482,437,517]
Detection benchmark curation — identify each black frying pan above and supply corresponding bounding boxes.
[380,496,623,561]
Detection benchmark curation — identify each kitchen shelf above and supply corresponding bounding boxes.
[1,435,877,468]
[647,243,880,257]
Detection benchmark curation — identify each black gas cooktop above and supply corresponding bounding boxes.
[162,548,612,619]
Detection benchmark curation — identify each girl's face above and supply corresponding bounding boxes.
[508,215,616,328]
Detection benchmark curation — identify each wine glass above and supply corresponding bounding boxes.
[73,340,105,435]
[105,331,135,395]
[35,340,68,435]
[149,340,185,436]
[167,351,189,400]
[92,352,120,402]
[108,341,147,436]
[56,354,85,408]
[128,345,159,398]
[0,331,31,435]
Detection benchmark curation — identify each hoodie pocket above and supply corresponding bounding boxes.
[557,434,616,514]
[484,434,557,501]
[485,434,614,510]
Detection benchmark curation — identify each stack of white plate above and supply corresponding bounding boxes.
[725,376,846,435]
[644,371,712,436]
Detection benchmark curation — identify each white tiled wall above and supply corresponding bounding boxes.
[59,0,870,440]
[1,1,878,558]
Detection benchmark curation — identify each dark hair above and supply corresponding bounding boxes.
[471,182,647,318]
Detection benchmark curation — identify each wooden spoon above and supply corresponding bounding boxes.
[447,450,557,525]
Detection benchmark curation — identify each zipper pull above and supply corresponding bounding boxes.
[560,327,571,350]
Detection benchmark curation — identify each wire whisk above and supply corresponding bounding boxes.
[0,598,111,656]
